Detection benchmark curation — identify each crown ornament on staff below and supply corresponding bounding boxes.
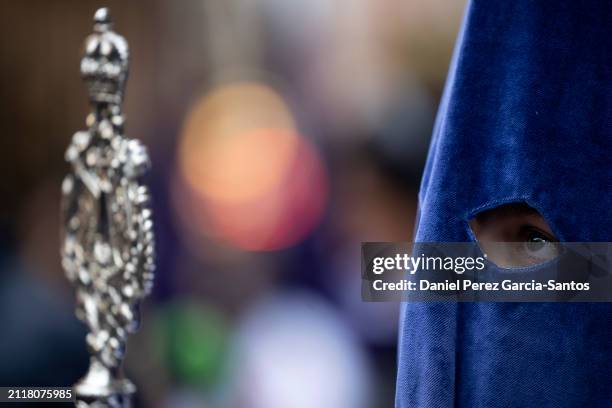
[61,8,155,407]
[81,8,128,106]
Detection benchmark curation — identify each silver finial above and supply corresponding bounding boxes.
[81,8,128,106]
[62,8,155,408]
[94,8,111,25]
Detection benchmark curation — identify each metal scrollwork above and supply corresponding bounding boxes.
[61,8,155,407]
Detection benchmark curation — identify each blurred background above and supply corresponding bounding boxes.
[0,1,465,407]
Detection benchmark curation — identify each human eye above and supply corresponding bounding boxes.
[516,226,560,265]
[468,203,561,268]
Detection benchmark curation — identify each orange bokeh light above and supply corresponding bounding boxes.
[175,81,328,251]
[179,82,298,204]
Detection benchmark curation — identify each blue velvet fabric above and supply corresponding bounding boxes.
[396,1,612,407]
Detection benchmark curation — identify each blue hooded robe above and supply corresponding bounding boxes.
[396,1,612,407]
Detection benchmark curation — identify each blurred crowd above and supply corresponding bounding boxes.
[0,1,465,407]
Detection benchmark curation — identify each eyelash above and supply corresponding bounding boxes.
[519,226,557,243]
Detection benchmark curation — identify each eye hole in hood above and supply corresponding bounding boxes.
[468,202,561,268]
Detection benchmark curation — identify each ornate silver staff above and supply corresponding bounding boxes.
[61,8,155,407]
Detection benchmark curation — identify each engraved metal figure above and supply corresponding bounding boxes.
[61,8,155,407]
